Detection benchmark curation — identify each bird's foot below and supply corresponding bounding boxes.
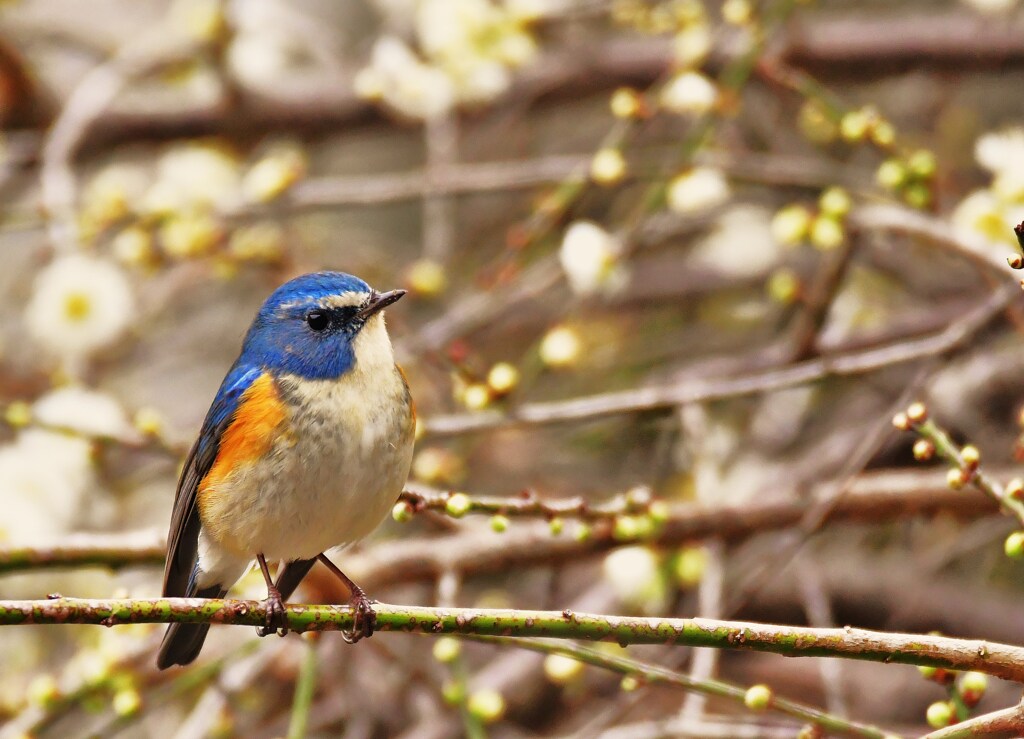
[341,588,376,644]
[256,585,289,638]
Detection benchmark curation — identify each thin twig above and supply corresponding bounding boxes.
[424,286,1015,436]
[286,638,318,739]
[478,636,892,738]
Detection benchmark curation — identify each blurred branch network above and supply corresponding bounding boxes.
[3,0,1024,736]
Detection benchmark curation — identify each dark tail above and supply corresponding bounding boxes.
[156,558,317,670]
[156,584,227,669]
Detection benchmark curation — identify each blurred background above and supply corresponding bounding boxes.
[2,0,1024,736]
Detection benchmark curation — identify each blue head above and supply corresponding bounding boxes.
[239,272,406,380]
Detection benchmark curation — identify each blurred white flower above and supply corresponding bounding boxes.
[951,188,1024,248]
[602,546,666,614]
[448,57,512,103]
[660,71,717,115]
[558,221,625,295]
[690,206,779,277]
[25,255,135,360]
[672,24,712,67]
[0,431,93,543]
[359,36,455,119]
[144,142,241,214]
[666,167,730,213]
[79,165,149,231]
[417,0,496,58]
[227,30,299,86]
[171,0,226,42]
[539,325,581,368]
[358,0,539,118]
[33,386,135,440]
[975,128,1024,201]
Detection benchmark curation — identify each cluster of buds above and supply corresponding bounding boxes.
[875,149,937,210]
[895,401,1024,561]
[771,186,852,253]
[893,402,976,489]
[839,105,896,148]
[453,361,521,411]
[919,666,987,729]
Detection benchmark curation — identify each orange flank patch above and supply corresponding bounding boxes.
[198,373,286,509]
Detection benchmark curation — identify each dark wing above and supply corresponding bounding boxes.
[161,364,264,597]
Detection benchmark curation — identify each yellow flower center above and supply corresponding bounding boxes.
[63,292,92,322]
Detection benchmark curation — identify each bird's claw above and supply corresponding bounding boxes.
[256,586,289,638]
[341,592,376,644]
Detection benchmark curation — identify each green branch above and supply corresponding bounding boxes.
[3,597,1024,683]
[479,636,894,738]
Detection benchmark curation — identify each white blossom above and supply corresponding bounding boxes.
[362,36,455,119]
[975,128,1024,201]
[33,386,135,440]
[666,167,730,213]
[690,206,780,277]
[660,71,717,115]
[558,221,625,295]
[539,325,581,368]
[951,188,1024,248]
[602,546,666,614]
[0,431,93,543]
[25,255,135,360]
[145,142,241,215]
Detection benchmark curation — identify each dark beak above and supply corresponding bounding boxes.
[356,289,407,320]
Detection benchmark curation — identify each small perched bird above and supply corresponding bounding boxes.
[158,272,415,669]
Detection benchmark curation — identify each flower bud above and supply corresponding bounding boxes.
[433,636,461,663]
[445,492,472,518]
[544,654,583,684]
[467,689,505,723]
[912,439,934,461]
[744,684,773,711]
[925,701,954,729]
[1004,531,1024,559]
[591,148,626,185]
[610,87,642,119]
[906,402,928,424]
[392,501,414,523]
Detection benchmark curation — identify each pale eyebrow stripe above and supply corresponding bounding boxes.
[321,291,368,309]
[275,291,368,315]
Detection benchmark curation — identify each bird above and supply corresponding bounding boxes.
[157,271,415,669]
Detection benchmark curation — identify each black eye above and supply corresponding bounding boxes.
[306,310,330,332]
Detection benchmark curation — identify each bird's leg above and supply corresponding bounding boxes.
[317,553,376,644]
[256,553,288,637]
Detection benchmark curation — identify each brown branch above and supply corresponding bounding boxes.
[0,468,995,582]
[423,286,1015,436]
